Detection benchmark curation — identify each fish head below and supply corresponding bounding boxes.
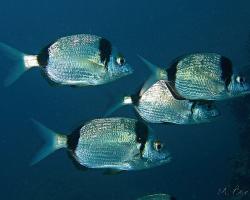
[192,101,220,123]
[107,51,133,79]
[227,74,250,97]
[141,135,171,167]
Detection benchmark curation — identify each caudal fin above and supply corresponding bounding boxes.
[138,55,168,94]
[105,95,133,116]
[0,43,39,86]
[31,119,67,166]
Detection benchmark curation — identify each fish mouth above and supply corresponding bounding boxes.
[124,64,134,75]
[212,109,221,118]
[243,83,250,95]
[160,153,172,164]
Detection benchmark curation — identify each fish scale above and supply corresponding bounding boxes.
[47,60,104,85]
[136,80,193,124]
[0,34,133,86]
[78,144,136,168]
[46,36,106,85]
[173,53,228,99]
[74,118,141,169]
[30,118,170,171]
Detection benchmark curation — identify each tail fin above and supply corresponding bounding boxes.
[105,95,133,116]
[138,55,168,94]
[0,43,39,86]
[31,119,67,166]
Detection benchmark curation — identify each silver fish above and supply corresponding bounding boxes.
[106,80,220,124]
[139,53,250,100]
[0,34,133,86]
[31,118,171,171]
[137,193,176,200]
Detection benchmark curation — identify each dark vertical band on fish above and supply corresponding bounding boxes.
[99,38,112,68]
[220,56,233,88]
[135,121,148,155]
[37,43,52,67]
[67,126,81,152]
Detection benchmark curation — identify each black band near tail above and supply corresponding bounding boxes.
[130,83,146,106]
[99,38,112,68]
[67,126,81,152]
[37,43,52,67]
[166,59,178,86]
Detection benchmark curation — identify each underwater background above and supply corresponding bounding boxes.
[0,0,250,199]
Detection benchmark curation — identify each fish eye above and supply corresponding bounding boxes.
[236,76,245,84]
[154,140,163,151]
[207,104,212,109]
[116,56,126,66]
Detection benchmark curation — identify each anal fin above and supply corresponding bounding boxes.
[103,169,125,175]
[67,151,89,172]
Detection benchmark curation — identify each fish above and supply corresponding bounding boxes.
[106,80,220,124]
[31,118,171,172]
[137,193,176,200]
[139,53,250,100]
[0,34,133,87]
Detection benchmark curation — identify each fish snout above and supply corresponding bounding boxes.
[160,152,172,163]
[212,108,221,118]
[124,63,134,75]
[243,82,250,95]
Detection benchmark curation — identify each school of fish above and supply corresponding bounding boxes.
[1,33,250,199]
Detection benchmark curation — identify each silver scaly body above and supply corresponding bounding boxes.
[73,118,170,170]
[174,53,228,100]
[136,80,194,124]
[44,34,132,86]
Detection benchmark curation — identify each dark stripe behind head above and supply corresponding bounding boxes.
[135,121,148,154]
[37,43,52,67]
[67,126,81,152]
[220,56,233,87]
[99,38,112,68]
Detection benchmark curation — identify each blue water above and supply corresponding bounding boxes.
[0,0,250,199]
